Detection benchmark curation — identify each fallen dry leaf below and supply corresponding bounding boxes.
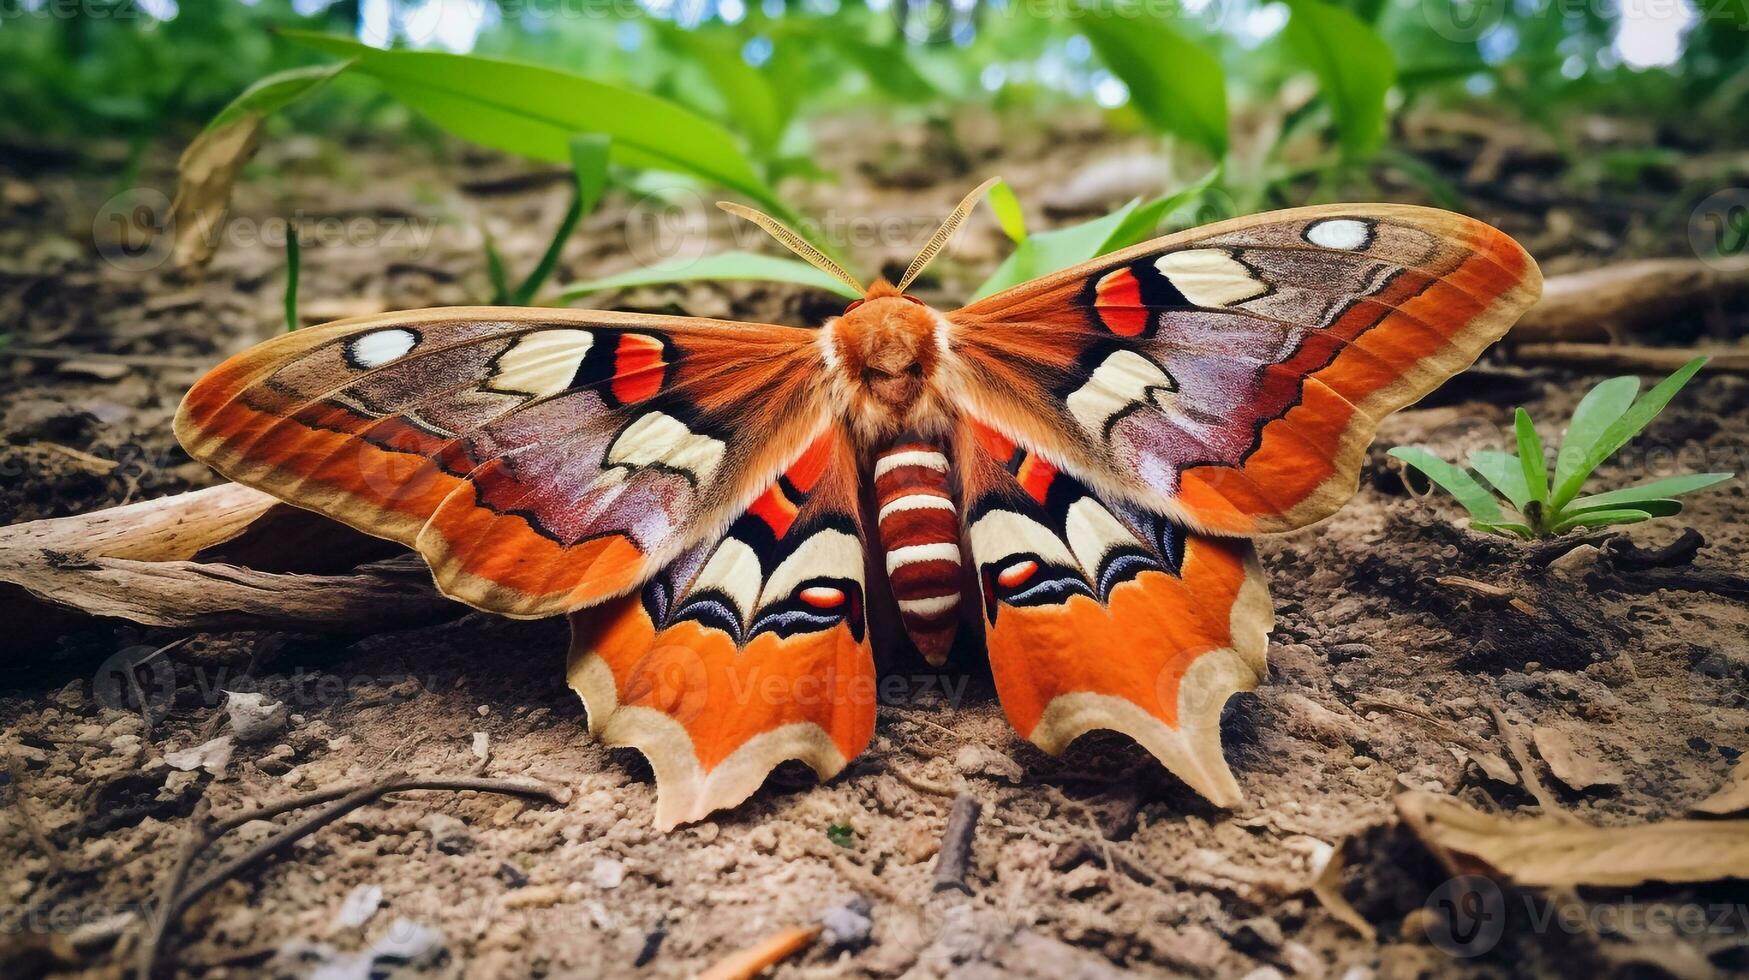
[170,117,262,271]
[1692,760,1749,817]
[1396,791,1749,888]
[1532,725,1623,792]
[1306,841,1376,942]
[0,483,458,643]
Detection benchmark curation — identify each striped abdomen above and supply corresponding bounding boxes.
[873,435,962,665]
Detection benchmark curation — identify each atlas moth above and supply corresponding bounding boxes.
[176,179,1542,828]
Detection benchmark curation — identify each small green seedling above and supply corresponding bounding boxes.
[1390,357,1733,538]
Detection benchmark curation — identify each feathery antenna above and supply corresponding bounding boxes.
[715,201,865,297]
[897,176,1001,293]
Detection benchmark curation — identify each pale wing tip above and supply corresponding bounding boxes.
[566,637,853,831]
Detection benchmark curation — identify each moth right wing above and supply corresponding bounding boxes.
[957,420,1273,806]
[175,307,836,617]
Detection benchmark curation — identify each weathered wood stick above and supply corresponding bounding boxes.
[1512,256,1749,343]
[1512,342,1749,374]
[933,793,982,894]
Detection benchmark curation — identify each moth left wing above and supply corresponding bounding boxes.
[958,420,1272,806]
[175,307,832,617]
[945,204,1541,534]
[567,428,875,829]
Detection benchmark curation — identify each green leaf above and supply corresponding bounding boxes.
[829,35,939,102]
[1387,447,1505,523]
[1550,357,1709,509]
[971,199,1141,302]
[652,24,789,153]
[204,60,355,133]
[1468,450,1532,513]
[1563,498,1684,519]
[969,169,1220,302]
[1554,374,1640,497]
[1280,0,1397,158]
[278,32,802,241]
[1077,11,1227,157]
[510,134,612,306]
[988,180,1028,243]
[1568,472,1733,511]
[1551,508,1657,533]
[1514,409,1549,506]
[558,250,861,301]
[1108,166,1224,247]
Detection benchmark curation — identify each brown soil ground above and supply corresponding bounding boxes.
[2,106,1747,979]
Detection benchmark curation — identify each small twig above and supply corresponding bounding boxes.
[4,347,211,369]
[932,793,982,894]
[1488,707,1575,822]
[1352,697,1484,751]
[888,764,960,798]
[1513,342,1749,375]
[1434,575,1512,600]
[138,772,568,977]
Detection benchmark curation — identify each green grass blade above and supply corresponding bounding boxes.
[1552,508,1656,533]
[1470,521,1536,539]
[283,230,301,332]
[1388,447,1505,523]
[511,134,611,306]
[278,32,804,245]
[558,251,861,301]
[1468,450,1531,512]
[1550,357,1709,509]
[988,180,1028,244]
[1077,11,1228,157]
[1280,0,1397,159]
[483,231,510,305]
[1553,374,1639,498]
[1514,409,1549,506]
[1568,472,1733,511]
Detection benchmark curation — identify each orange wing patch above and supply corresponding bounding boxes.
[566,430,876,829]
[959,421,1272,806]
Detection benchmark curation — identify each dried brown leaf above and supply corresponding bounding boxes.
[1396,791,1749,888]
[1692,760,1749,817]
[170,117,263,271]
[1532,726,1623,792]
[1307,842,1376,942]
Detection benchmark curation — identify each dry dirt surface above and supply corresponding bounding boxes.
[2,109,1748,979]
